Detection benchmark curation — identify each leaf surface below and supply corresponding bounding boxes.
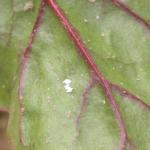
[0,0,150,149]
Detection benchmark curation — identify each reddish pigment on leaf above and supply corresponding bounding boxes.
[75,75,97,130]
[110,0,150,30]
[17,0,150,149]
[46,0,131,149]
[110,82,150,111]
[18,0,46,145]
[46,0,150,149]
[19,0,46,100]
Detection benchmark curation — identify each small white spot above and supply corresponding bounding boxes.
[63,79,71,84]
[63,79,73,93]
[136,78,141,81]
[101,33,105,37]
[102,100,106,104]
[23,1,33,12]
[120,82,124,85]
[96,15,100,20]
[84,19,88,23]
[112,67,115,70]
[80,74,84,77]
[64,85,73,93]
[112,55,116,59]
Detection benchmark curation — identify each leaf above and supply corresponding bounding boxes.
[0,0,150,150]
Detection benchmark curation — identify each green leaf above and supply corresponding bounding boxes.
[0,0,150,149]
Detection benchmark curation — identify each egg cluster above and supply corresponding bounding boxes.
[63,79,73,93]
